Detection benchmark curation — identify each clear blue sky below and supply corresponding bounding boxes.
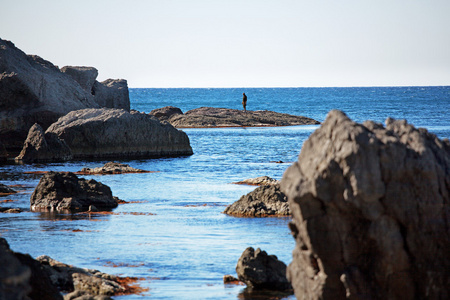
[1,0,449,88]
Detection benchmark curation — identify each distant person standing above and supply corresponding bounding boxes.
[242,93,247,112]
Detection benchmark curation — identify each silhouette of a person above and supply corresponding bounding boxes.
[242,93,247,112]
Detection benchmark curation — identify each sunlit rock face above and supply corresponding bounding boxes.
[281,110,450,300]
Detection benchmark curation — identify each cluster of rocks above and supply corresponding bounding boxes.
[0,237,138,300]
[281,110,450,299]
[150,106,320,128]
[223,184,290,217]
[0,38,193,162]
[77,162,150,175]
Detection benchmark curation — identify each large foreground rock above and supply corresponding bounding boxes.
[153,106,320,128]
[223,184,290,217]
[236,247,291,291]
[0,38,129,154]
[281,110,450,299]
[46,108,193,159]
[15,123,72,163]
[30,172,120,212]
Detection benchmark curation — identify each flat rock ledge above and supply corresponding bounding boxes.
[77,162,152,175]
[151,106,320,128]
[30,172,120,212]
[281,110,450,299]
[223,184,290,217]
[232,176,279,186]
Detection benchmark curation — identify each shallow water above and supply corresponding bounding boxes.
[1,87,449,299]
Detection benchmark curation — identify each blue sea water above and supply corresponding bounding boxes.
[0,87,449,299]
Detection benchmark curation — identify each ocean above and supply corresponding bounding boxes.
[1,87,449,299]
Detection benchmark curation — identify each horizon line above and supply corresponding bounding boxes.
[128,84,450,89]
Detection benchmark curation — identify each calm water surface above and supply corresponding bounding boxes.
[1,87,449,299]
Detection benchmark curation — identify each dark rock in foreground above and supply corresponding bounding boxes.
[78,162,151,175]
[15,123,73,163]
[152,106,320,128]
[46,108,193,159]
[236,247,292,291]
[30,172,120,212]
[223,184,290,217]
[281,110,450,299]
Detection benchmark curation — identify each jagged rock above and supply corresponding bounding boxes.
[149,106,183,122]
[236,247,291,291]
[0,38,130,154]
[223,184,290,217]
[46,108,193,159]
[60,66,98,93]
[92,79,130,111]
[78,162,150,175]
[281,110,450,300]
[0,183,16,195]
[30,172,120,212]
[232,176,279,186]
[15,123,72,163]
[167,107,320,128]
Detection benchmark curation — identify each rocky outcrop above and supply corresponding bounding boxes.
[149,106,183,122]
[92,79,130,111]
[153,106,320,128]
[46,108,193,159]
[0,38,130,154]
[232,176,279,186]
[30,172,120,212]
[15,123,72,163]
[77,162,151,175]
[223,184,290,217]
[236,247,291,291]
[0,183,16,195]
[281,110,450,300]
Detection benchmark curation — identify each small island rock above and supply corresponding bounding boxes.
[232,176,279,186]
[78,162,150,175]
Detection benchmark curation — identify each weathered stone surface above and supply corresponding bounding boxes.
[15,123,73,163]
[233,176,279,186]
[60,66,98,93]
[281,110,450,300]
[92,79,130,111]
[64,290,112,300]
[46,108,193,159]
[149,106,183,122]
[166,107,320,128]
[78,162,150,175]
[223,184,290,217]
[236,247,291,291]
[30,172,120,212]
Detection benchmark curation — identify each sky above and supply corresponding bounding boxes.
[1,0,450,88]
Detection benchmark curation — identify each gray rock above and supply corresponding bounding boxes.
[15,123,73,163]
[30,172,120,212]
[223,184,290,217]
[149,106,183,122]
[232,176,279,186]
[281,110,450,300]
[92,79,130,111]
[168,107,320,128]
[46,108,193,159]
[236,247,291,291]
[60,66,98,93]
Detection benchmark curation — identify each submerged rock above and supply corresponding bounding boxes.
[223,184,290,217]
[236,247,291,291]
[281,110,450,299]
[232,176,279,186]
[46,108,193,159]
[0,183,16,195]
[15,123,73,163]
[155,106,320,128]
[78,162,150,175]
[30,172,120,212]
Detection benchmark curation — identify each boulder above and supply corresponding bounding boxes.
[281,110,450,300]
[236,247,291,291]
[78,162,150,175]
[46,108,193,159]
[60,66,98,93]
[168,107,320,128]
[223,184,290,217]
[92,79,130,111]
[232,176,279,186]
[15,123,73,163]
[30,172,120,212]
[149,106,183,122]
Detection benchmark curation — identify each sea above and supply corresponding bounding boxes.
[1,87,449,299]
